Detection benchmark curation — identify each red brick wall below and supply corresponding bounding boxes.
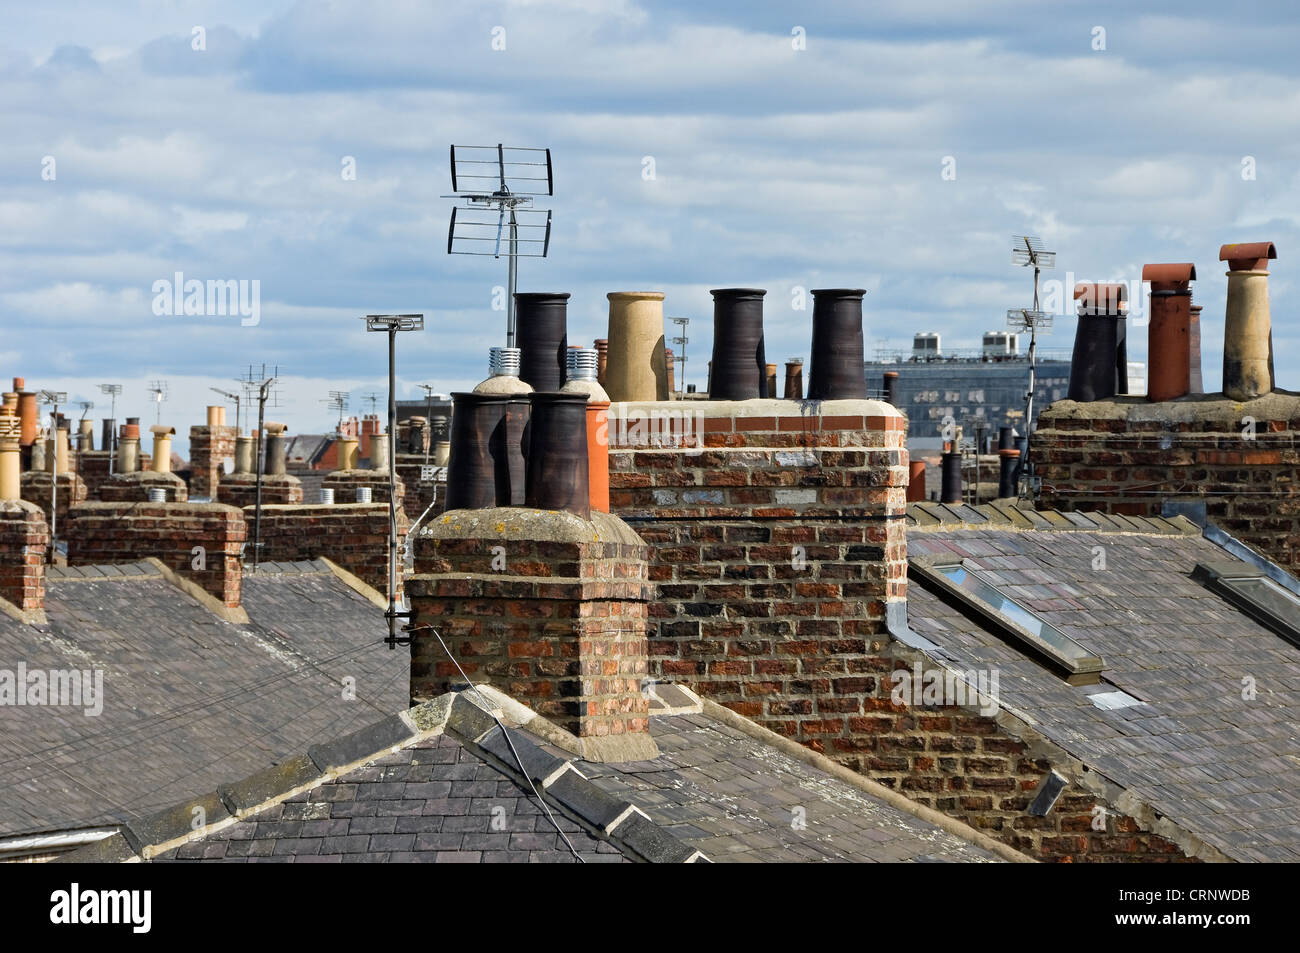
[189,425,237,499]
[607,400,909,755]
[65,502,246,607]
[408,515,652,740]
[1032,397,1300,572]
[219,474,303,508]
[0,500,48,612]
[395,458,441,520]
[77,451,112,500]
[246,503,407,595]
[321,469,406,507]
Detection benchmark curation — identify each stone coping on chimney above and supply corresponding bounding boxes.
[423,506,644,546]
[906,500,1203,536]
[1037,388,1300,427]
[55,689,707,864]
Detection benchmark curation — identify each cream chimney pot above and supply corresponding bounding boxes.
[337,436,359,471]
[151,425,175,474]
[234,435,255,474]
[206,405,222,427]
[0,405,20,501]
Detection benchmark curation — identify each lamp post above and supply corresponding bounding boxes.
[363,314,425,649]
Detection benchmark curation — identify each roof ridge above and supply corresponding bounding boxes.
[905,501,1200,536]
[54,691,707,864]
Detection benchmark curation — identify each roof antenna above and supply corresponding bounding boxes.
[444,143,554,347]
[238,364,280,571]
[147,380,169,427]
[1007,235,1056,500]
[323,391,350,434]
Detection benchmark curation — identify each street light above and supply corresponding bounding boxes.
[362,314,425,649]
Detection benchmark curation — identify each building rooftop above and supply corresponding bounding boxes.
[0,559,406,854]
[61,686,1014,864]
[902,501,1300,862]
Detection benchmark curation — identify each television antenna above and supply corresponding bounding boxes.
[323,391,350,434]
[210,386,241,433]
[670,317,690,397]
[147,380,169,425]
[362,392,380,418]
[99,383,122,474]
[360,314,425,652]
[1007,235,1056,499]
[444,143,553,348]
[238,364,280,572]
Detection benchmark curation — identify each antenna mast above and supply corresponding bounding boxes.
[1007,235,1056,499]
[444,144,554,347]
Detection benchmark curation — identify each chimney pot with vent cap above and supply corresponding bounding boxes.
[1068,283,1128,402]
[807,289,868,400]
[474,347,533,396]
[1220,241,1277,401]
[1142,263,1196,402]
[262,422,288,475]
[604,292,668,402]
[150,425,175,474]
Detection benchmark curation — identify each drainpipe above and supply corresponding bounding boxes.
[1219,241,1277,401]
[1142,263,1196,402]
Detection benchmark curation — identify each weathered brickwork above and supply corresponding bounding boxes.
[408,509,652,743]
[247,503,407,595]
[607,399,909,758]
[65,502,246,607]
[189,425,237,500]
[823,637,1197,862]
[19,472,88,529]
[395,457,441,520]
[1032,393,1300,572]
[321,469,406,507]
[99,471,189,503]
[0,500,48,612]
[76,451,112,500]
[219,473,304,507]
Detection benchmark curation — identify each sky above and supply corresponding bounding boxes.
[4,0,1299,455]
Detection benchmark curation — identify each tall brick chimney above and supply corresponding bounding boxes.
[408,507,657,762]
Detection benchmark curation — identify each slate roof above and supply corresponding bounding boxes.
[66,687,1006,864]
[0,560,407,841]
[904,502,1300,862]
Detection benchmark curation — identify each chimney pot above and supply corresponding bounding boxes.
[1220,241,1277,400]
[1068,283,1128,402]
[940,450,962,504]
[1142,263,1196,402]
[514,292,570,391]
[807,289,868,401]
[525,392,591,519]
[604,292,669,402]
[784,358,804,400]
[707,289,768,400]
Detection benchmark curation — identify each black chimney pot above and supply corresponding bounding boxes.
[708,288,767,400]
[808,289,868,400]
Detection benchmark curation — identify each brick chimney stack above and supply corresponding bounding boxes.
[1219,241,1277,401]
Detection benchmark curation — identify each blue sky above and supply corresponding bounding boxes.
[3,0,1299,453]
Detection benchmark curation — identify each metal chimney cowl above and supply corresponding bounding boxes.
[475,347,534,395]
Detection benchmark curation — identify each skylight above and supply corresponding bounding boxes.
[911,558,1104,685]
[1193,562,1300,646]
